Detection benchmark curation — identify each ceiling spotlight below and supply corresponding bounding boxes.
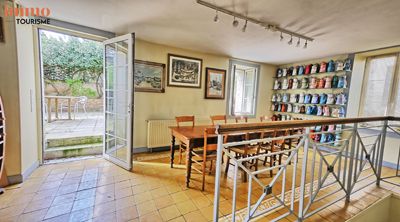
[213,10,219,22]
[304,40,308,49]
[242,20,248,32]
[296,38,301,47]
[280,32,284,42]
[232,17,239,27]
[288,35,293,45]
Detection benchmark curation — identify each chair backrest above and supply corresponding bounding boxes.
[77,96,88,104]
[204,128,218,151]
[235,116,248,123]
[210,115,227,125]
[260,116,269,122]
[175,116,195,127]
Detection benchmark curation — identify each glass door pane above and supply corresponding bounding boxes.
[103,34,134,170]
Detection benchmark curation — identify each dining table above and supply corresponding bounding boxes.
[45,95,77,123]
[169,125,216,188]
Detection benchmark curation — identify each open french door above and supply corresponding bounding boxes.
[103,33,135,170]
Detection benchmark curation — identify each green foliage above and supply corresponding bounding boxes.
[41,31,103,97]
[66,78,97,98]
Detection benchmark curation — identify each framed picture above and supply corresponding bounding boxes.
[205,68,226,99]
[168,54,202,88]
[134,60,165,93]
[0,17,4,43]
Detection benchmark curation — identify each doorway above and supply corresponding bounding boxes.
[38,28,105,162]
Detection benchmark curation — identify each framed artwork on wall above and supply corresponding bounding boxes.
[167,54,202,88]
[134,60,165,93]
[0,17,4,43]
[205,68,226,99]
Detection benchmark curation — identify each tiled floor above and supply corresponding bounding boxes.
[0,153,399,222]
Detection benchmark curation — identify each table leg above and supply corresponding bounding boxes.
[170,136,175,168]
[68,98,72,120]
[55,98,59,119]
[47,98,52,123]
[186,142,193,188]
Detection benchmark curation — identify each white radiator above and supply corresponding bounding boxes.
[146,119,211,148]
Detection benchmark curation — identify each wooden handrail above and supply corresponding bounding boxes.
[216,116,400,134]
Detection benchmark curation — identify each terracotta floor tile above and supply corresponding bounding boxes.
[56,183,79,196]
[93,200,116,218]
[171,191,189,204]
[139,211,162,222]
[132,184,148,195]
[134,191,152,204]
[95,193,115,205]
[75,188,96,200]
[116,196,136,211]
[159,205,181,221]
[192,195,212,209]
[154,195,174,210]
[150,187,169,199]
[116,206,139,222]
[44,202,73,220]
[18,209,48,222]
[24,199,52,213]
[115,187,133,199]
[69,206,94,222]
[183,210,208,222]
[136,200,156,216]
[199,205,214,221]
[72,196,95,212]
[52,193,76,206]
[42,213,71,222]
[168,216,186,222]
[92,212,117,222]
[176,200,197,215]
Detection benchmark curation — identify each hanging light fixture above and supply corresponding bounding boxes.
[242,20,248,32]
[232,17,239,27]
[296,38,300,47]
[288,35,293,45]
[280,32,284,42]
[213,10,219,22]
[304,40,308,49]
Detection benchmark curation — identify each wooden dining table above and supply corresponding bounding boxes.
[169,125,216,188]
[45,95,77,123]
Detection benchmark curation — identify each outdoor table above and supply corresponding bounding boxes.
[45,95,77,122]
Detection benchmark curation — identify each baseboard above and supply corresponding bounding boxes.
[7,160,39,185]
[7,174,23,185]
[22,160,39,181]
[133,146,170,154]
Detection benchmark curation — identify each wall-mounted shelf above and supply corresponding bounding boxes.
[273,70,350,80]
[271,56,353,121]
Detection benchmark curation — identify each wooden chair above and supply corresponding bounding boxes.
[235,116,248,123]
[224,132,262,182]
[260,116,270,122]
[210,115,227,125]
[190,127,218,191]
[259,130,287,177]
[175,116,195,164]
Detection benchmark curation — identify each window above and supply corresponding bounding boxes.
[228,60,260,116]
[360,54,400,117]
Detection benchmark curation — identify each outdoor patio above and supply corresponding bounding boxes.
[44,112,104,160]
[45,112,104,140]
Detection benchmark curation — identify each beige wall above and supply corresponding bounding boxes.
[15,22,40,173]
[0,0,22,178]
[134,39,275,148]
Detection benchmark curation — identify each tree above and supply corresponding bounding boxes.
[40,31,104,98]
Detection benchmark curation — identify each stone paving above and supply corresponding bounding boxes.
[45,112,104,140]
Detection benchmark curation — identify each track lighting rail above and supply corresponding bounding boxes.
[196,0,314,43]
